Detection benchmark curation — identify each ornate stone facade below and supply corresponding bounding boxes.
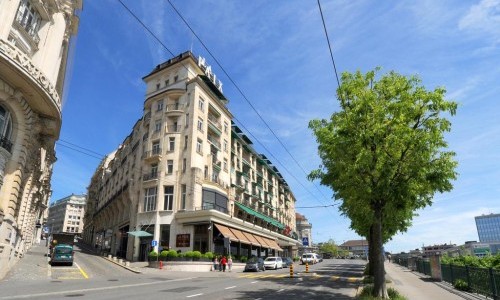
[0,0,81,279]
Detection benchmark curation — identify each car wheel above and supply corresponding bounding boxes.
[275,264,277,270]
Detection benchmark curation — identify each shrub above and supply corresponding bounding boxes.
[293,256,300,262]
[192,251,202,259]
[159,250,168,261]
[148,251,158,261]
[453,279,470,292]
[184,251,195,259]
[203,252,214,260]
[166,249,178,258]
[240,256,248,263]
[359,285,407,300]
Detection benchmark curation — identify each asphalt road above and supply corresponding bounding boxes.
[1,245,366,300]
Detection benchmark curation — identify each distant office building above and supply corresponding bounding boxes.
[47,194,86,236]
[340,240,369,258]
[422,243,455,257]
[475,213,500,243]
[0,0,82,279]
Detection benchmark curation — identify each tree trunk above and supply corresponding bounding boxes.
[372,207,389,298]
[368,224,375,276]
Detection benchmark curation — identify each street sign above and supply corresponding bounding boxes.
[151,240,158,247]
[302,237,309,246]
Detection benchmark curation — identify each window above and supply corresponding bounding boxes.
[223,140,228,153]
[196,139,203,154]
[197,118,204,132]
[165,79,170,86]
[155,120,162,132]
[152,141,160,155]
[181,184,187,209]
[15,0,42,41]
[224,121,228,134]
[182,158,187,173]
[198,98,205,111]
[174,75,179,82]
[185,113,189,128]
[202,188,228,213]
[164,186,174,211]
[157,100,164,111]
[156,83,160,90]
[0,105,13,152]
[184,135,188,150]
[169,137,175,152]
[223,158,228,172]
[151,163,158,177]
[144,187,157,212]
[167,160,174,174]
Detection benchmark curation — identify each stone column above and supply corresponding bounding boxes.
[430,254,442,281]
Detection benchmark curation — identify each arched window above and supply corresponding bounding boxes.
[0,105,13,152]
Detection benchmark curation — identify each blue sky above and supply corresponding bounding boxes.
[52,0,500,253]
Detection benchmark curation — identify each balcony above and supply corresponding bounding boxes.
[207,114,222,135]
[0,135,13,154]
[142,148,162,162]
[165,103,184,116]
[207,134,221,150]
[142,172,158,181]
[166,125,182,133]
[144,111,151,123]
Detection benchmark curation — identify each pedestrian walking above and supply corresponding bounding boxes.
[219,256,223,271]
[213,256,219,272]
[221,256,227,272]
[228,256,233,272]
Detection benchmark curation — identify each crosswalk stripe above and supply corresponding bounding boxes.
[331,276,340,281]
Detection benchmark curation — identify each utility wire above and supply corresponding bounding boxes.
[164,0,334,209]
[317,0,341,90]
[117,0,334,211]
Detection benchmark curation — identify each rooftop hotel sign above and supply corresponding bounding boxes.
[197,56,223,93]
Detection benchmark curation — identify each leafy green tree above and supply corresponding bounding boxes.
[309,69,458,298]
[319,240,340,257]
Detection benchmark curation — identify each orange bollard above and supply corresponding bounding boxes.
[306,262,309,273]
[159,260,163,269]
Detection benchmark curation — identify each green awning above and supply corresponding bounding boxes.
[127,230,153,237]
[235,202,285,229]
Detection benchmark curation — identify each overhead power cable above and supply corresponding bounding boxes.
[164,0,334,209]
[317,0,341,90]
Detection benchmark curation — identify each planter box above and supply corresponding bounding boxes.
[148,261,160,268]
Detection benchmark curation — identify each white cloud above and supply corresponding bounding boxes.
[459,0,500,42]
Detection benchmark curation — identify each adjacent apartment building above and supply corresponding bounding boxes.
[296,213,314,255]
[0,0,82,278]
[83,52,300,261]
[47,194,86,236]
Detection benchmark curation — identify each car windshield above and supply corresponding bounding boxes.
[55,247,72,254]
[303,254,313,258]
[265,257,276,261]
[247,258,259,263]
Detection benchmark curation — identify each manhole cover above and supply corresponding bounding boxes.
[65,294,85,297]
[108,279,119,282]
[51,280,63,283]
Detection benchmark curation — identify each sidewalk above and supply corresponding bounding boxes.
[3,242,49,281]
[385,262,485,300]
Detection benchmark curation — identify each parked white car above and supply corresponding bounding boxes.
[264,257,283,270]
[301,253,318,265]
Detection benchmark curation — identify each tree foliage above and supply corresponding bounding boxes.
[309,69,458,297]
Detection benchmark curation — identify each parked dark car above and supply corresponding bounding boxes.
[244,257,265,272]
[281,257,293,267]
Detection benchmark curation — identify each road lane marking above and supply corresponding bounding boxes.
[225,286,236,290]
[186,294,203,298]
[277,289,285,293]
[0,277,197,300]
[74,262,88,279]
[251,281,258,284]
[331,276,340,281]
[347,277,361,282]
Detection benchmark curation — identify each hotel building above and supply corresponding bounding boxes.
[83,51,300,261]
[47,194,86,236]
[0,0,81,278]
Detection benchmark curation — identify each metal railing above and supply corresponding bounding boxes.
[165,103,184,111]
[207,114,222,131]
[207,135,221,149]
[166,125,182,133]
[441,264,499,299]
[142,173,158,181]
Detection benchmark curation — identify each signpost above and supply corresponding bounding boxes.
[302,237,309,246]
